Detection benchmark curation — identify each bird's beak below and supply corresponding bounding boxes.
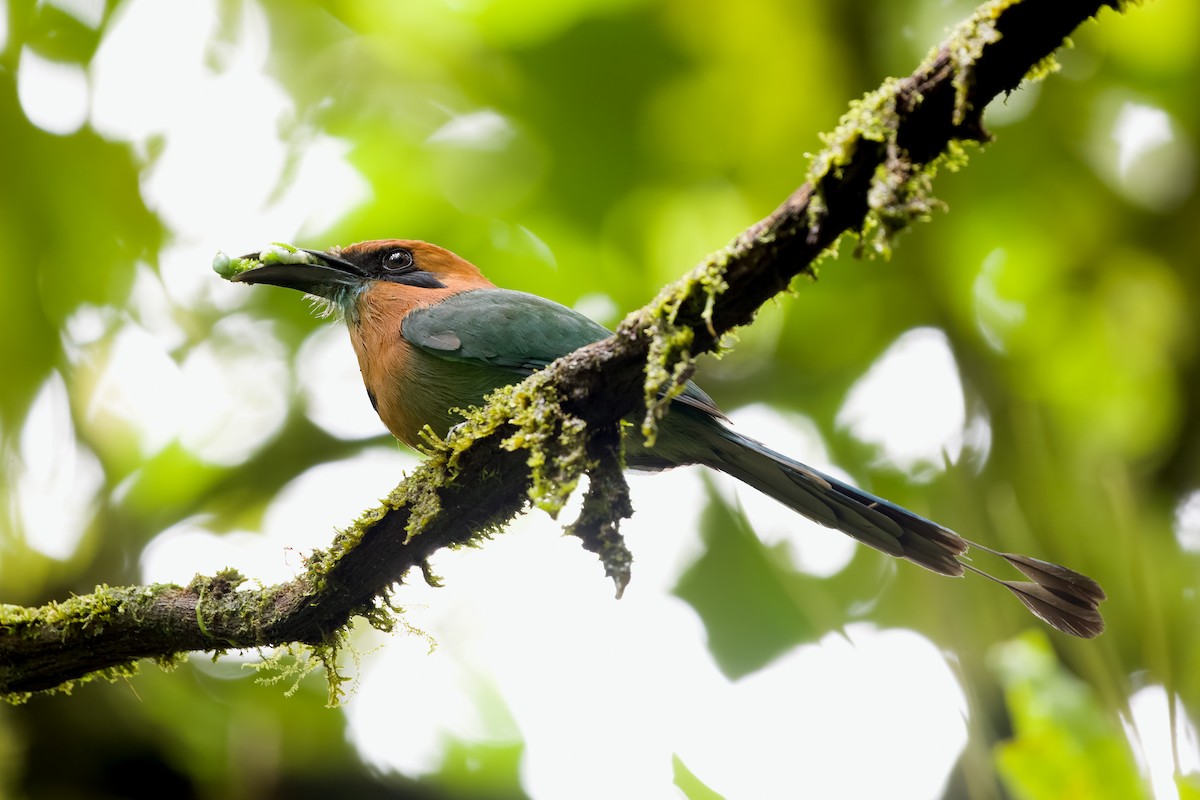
[230,249,365,297]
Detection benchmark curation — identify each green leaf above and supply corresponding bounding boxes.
[672,480,828,679]
[673,753,726,800]
[991,632,1147,800]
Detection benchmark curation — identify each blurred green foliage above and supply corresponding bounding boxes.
[992,632,1147,800]
[1,0,1198,797]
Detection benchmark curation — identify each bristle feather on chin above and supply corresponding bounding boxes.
[307,294,342,320]
[304,285,361,323]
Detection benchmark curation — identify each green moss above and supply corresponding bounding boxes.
[419,561,444,588]
[0,584,175,704]
[804,78,914,258]
[489,380,590,518]
[636,246,735,445]
[946,2,1009,126]
[188,568,251,644]
[641,321,693,446]
[808,78,900,188]
[1,659,144,706]
[0,583,158,639]
[801,0,1054,259]
[800,0,1099,260]
[252,638,349,706]
[404,376,595,523]
[806,77,907,247]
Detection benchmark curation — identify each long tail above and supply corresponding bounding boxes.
[700,426,1106,638]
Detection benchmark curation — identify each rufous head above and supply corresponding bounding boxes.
[231,239,495,321]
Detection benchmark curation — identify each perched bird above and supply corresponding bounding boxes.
[229,238,1106,637]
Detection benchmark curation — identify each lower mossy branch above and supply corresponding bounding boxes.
[0,0,1121,700]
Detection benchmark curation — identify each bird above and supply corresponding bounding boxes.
[227,238,1106,638]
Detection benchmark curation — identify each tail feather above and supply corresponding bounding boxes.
[697,426,1105,637]
[704,428,967,576]
[805,466,968,575]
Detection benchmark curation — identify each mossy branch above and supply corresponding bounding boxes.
[0,0,1123,700]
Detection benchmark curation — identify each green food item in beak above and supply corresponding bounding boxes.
[212,242,320,280]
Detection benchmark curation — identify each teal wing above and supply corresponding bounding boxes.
[402,288,724,418]
[403,289,609,372]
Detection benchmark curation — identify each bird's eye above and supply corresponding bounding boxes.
[383,249,414,271]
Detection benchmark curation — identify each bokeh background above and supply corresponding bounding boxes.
[2,0,1198,797]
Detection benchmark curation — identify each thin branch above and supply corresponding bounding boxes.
[0,0,1122,699]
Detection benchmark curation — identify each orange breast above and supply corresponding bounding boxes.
[347,281,510,449]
